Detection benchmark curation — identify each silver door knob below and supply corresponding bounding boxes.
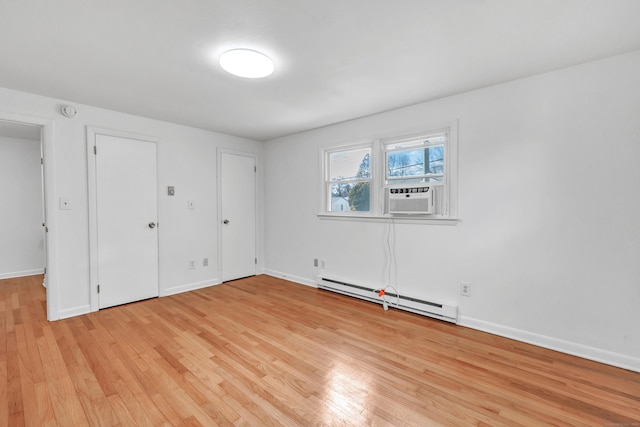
[223,219,229,224]
[148,222,156,229]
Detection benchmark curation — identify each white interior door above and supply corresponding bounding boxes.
[95,134,158,309]
[221,152,256,281]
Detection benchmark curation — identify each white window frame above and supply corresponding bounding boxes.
[319,120,458,223]
[384,132,446,185]
[381,124,456,219]
[321,142,377,217]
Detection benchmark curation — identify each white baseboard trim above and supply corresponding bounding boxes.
[263,269,316,288]
[459,316,640,373]
[160,279,221,297]
[0,268,45,280]
[58,304,91,320]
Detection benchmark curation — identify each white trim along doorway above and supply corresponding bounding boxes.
[0,111,59,320]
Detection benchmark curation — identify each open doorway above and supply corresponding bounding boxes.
[0,121,44,281]
[0,115,57,320]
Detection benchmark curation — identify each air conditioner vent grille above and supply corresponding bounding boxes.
[386,185,434,215]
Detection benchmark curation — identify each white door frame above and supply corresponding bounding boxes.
[217,148,259,282]
[86,127,160,312]
[0,112,59,320]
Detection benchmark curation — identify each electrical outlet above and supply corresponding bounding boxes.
[313,258,318,267]
[320,260,326,269]
[460,281,471,297]
[189,259,196,269]
[203,258,208,267]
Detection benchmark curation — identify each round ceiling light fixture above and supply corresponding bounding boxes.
[219,49,275,78]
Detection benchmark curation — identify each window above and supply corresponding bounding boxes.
[325,146,372,213]
[382,129,452,217]
[385,133,446,185]
[321,121,458,221]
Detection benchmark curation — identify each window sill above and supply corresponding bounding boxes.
[317,213,460,225]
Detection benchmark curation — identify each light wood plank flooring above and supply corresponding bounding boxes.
[1,274,639,426]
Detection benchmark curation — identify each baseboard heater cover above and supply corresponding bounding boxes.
[316,276,458,323]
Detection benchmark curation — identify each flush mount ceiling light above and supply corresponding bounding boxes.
[219,49,275,78]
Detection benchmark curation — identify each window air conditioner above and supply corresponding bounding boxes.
[386,185,434,215]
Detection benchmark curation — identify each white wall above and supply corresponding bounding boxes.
[0,87,263,318]
[263,51,640,371]
[0,136,45,278]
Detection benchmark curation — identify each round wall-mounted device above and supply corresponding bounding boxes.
[60,104,77,118]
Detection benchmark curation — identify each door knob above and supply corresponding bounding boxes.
[148,222,156,229]
[223,219,229,224]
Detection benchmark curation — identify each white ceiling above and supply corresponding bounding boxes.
[1,0,640,141]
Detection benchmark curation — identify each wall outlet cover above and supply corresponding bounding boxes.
[460,281,471,297]
[59,197,72,210]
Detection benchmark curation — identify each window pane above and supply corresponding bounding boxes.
[330,182,370,212]
[426,145,444,174]
[329,148,371,181]
[387,144,444,179]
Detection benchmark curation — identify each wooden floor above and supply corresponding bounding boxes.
[1,275,639,426]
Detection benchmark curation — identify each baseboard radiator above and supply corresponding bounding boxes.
[316,276,458,323]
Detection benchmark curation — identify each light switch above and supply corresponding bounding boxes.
[59,197,72,210]
[168,186,175,196]
[187,200,195,210]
